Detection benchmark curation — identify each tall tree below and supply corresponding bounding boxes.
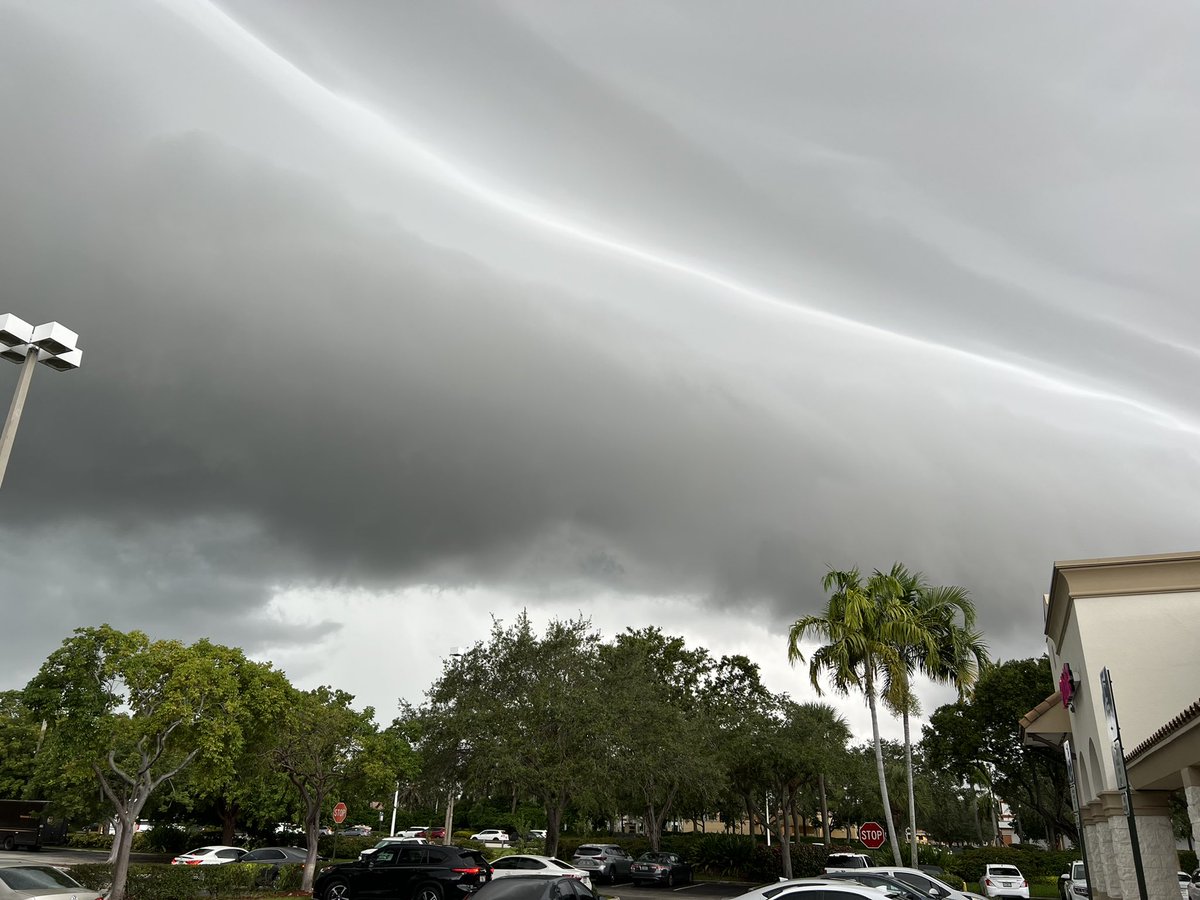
[882,565,988,866]
[272,686,383,892]
[418,613,606,859]
[601,628,723,851]
[788,567,925,865]
[24,626,281,900]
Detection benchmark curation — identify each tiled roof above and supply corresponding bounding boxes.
[1126,696,1200,762]
[1019,692,1062,730]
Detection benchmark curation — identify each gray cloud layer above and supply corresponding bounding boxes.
[3,1,1199,706]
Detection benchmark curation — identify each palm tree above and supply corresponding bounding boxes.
[788,567,929,865]
[882,565,989,867]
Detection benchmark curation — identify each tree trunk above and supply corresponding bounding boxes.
[865,667,903,865]
[819,773,831,848]
[301,786,324,893]
[545,802,565,859]
[903,709,918,868]
[221,801,239,846]
[971,789,983,845]
[646,801,661,851]
[779,786,793,879]
[106,817,123,865]
[108,813,137,900]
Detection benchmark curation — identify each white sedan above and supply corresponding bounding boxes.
[489,855,593,889]
[170,846,246,866]
[470,829,511,843]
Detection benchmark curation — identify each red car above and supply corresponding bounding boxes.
[417,827,446,840]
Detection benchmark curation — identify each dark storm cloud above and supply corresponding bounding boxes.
[3,0,1200,696]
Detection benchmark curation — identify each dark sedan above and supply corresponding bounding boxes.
[313,843,490,900]
[243,846,310,883]
[629,852,692,888]
[470,876,597,900]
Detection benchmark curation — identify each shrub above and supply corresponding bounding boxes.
[1181,850,1197,873]
[197,863,266,897]
[317,834,376,860]
[277,864,305,892]
[69,832,115,850]
[68,863,113,892]
[943,848,1078,883]
[123,864,201,900]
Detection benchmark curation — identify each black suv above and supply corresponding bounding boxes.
[313,843,491,900]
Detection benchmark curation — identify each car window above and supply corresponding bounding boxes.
[821,892,876,900]
[552,882,575,900]
[894,873,935,893]
[493,859,518,870]
[575,885,596,900]
[374,848,399,865]
[263,850,285,860]
[217,850,242,859]
[575,847,601,856]
[988,867,1021,878]
[0,867,82,890]
[551,860,573,869]
[398,847,426,864]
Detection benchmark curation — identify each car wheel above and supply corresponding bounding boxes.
[667,872,675,888]
[1,836,13,851]
[414,883,443,900]
[323,881,350,900]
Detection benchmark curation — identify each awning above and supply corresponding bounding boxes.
[1020,691,1072,750]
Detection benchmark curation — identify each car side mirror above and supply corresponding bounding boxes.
[1060,875,1069,883]
[928,890,942,898]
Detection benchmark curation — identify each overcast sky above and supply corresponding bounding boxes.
[3,1,1199,743]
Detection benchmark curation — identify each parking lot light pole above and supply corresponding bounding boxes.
[0,314,83,489]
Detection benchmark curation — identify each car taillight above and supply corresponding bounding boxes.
[1022,881,1028,887]
[454,868,482,875]
[985,880,993,886]
[187,860,202,866]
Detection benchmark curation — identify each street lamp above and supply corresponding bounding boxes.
[0,314,83,489]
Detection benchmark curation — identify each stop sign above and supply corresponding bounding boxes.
[859,821,886,850]
[332,802,348,824]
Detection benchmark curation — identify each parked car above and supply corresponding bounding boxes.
[980,865,1028,899]
[314,843,491,900]
[470,875,599,900]
[341,826,373,837]
[859,867,972,900]
[1179,872,1190,900]
[1059,861,1088,900]
[471,829,511,843]
[728,881,886,900]
[171,846,247,866]
[630,852,692,888]
[241,846,309,882]
[489,856,592,890]
[396,826,431,839]
[824,871,929,900]
[416,828,446,840]
[570,845,633,884]
[825,854,874,873]
[528,830,548,840]
[360,838,428,859]
[0,864,105,900]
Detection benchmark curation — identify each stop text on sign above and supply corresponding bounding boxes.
[859,821,886,849]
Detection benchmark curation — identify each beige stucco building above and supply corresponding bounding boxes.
[1022,552,1200,900]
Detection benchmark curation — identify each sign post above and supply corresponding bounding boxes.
[1063,740,1094,900]
[1100,668,1147,900]
[332,802,347,862]
[859,821,886,851]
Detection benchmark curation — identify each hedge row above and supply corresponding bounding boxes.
[67,863,308,900]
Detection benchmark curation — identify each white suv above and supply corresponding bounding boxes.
[1060,861,1088,900]
[981,864,1029,899]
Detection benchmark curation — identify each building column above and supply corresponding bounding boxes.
[1082,800,1111,900]
[1183,767,1200,845]
[1103,789,1179,900]
[1097,794,1124,900]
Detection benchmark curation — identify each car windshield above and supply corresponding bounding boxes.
[1072,865,1085,880]
[0,867,83,890]
[990,867,1022,877]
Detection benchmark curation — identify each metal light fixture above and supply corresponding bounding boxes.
[0,313,83,489]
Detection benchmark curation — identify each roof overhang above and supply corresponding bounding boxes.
[1045,550,1200,649]
[1020,691,1072,750]
[1125,698,1200,790]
